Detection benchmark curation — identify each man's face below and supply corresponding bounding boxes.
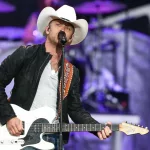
[46,19,74,45]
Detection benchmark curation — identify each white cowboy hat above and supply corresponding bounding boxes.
[37,5,88,45]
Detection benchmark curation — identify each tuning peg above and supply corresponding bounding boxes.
[126,121,128,123]
[141,126,144,128]
[145,127,148,129]
[138,125,140,127]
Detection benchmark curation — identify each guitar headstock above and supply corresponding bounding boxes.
[119,122,149,135]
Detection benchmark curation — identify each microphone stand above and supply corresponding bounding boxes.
[59,34,67,150]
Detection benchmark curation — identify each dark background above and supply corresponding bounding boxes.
[1,0,150,27]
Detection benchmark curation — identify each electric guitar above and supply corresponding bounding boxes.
[0,104,149,150]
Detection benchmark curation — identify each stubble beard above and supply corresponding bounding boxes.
[46,36,62,54]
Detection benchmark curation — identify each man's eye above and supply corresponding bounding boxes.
[67,27,71,31]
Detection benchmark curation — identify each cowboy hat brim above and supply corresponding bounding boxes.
[37,7,88,45]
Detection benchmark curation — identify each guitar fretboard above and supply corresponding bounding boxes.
[29,123,119,133]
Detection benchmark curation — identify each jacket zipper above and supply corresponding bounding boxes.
[35,54,50,84]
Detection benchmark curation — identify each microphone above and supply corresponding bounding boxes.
[58,31,67,45]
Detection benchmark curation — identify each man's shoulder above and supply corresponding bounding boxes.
[21,44,40,51]
[20,44,41,58]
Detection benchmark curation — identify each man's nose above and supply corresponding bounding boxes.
[60,24,66,31]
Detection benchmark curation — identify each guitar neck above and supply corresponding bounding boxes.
[32,123,119,133]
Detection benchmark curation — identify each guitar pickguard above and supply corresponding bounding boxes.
[20,118,49,147]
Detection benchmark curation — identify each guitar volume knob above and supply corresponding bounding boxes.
[11,140,14,144]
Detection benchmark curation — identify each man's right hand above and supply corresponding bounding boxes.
[6,117,23,136]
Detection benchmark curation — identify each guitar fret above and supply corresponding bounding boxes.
[68,124,69,132]
[44,124,46,132]
[36,124,38,132]
[35,124,36,132]
[41,124,42,132]
[45,124,47,132]
[46,124,48,132]
[96,124,98,131]
[55,124,57,132]
[55,124,56,132]
[65,124,67,132]
[86,124,87,131]
[56,124,58,132]
[47,124,49,132]
[92,124,95,131]
[38,124,39,132]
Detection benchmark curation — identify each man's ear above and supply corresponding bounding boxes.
[68,34,74,45]
[45,26,50,35]
[68,38,73,45]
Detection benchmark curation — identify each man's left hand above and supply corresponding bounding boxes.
[97,122,112,140]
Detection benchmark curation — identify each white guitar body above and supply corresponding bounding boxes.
[0,104,57,150]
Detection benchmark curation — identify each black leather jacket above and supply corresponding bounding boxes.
[0,43,98,143]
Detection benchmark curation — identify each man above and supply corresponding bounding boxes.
[0,5,112,149]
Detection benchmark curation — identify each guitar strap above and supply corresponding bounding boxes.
[55,59,74,120]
